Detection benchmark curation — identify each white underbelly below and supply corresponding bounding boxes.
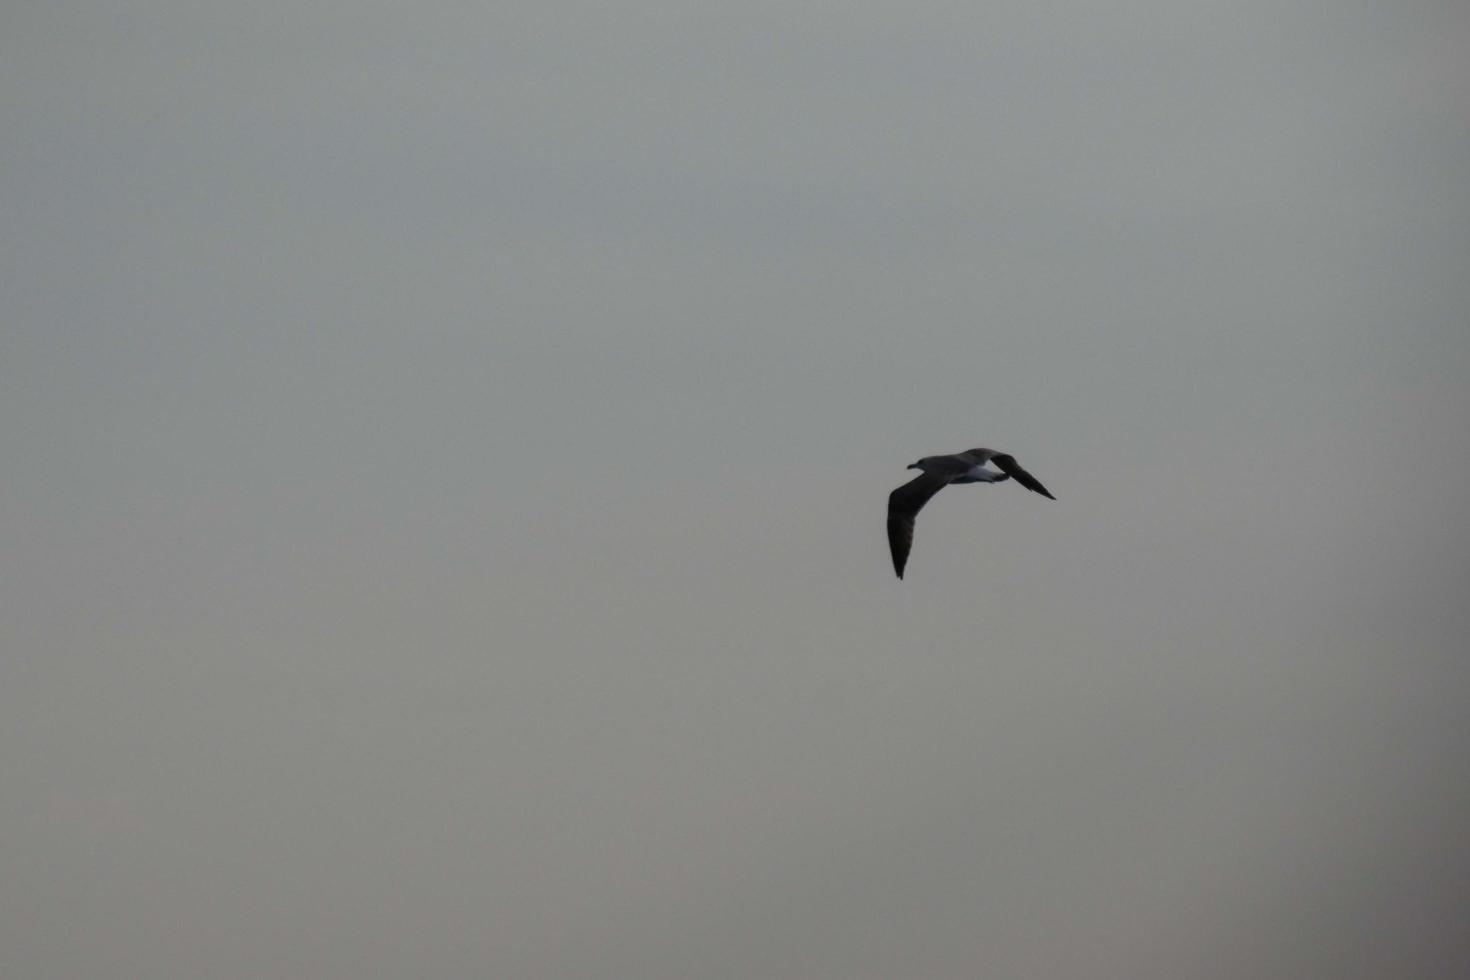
[954,466,1004,484]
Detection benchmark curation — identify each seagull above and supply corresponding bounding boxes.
[887,448,1055,579]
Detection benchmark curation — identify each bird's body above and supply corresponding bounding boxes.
[886,448,1054,579]
[948,464,1010,484]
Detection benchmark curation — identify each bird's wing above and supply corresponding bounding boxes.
[887,472,953,578]
[991,453,1056,500]
[959,448,996,466]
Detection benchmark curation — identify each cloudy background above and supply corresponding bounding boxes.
[3,2,1468,977]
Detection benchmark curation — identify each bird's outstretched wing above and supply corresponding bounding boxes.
[991,453,1055,500]
[887,472,953,579]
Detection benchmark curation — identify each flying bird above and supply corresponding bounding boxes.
[887,448,1055,579]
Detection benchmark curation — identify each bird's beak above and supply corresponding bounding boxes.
[907,462,920,470]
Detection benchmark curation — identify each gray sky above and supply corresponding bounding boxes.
[3,2,1468,978]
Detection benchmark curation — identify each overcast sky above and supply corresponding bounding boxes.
[3,2,1468,978]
